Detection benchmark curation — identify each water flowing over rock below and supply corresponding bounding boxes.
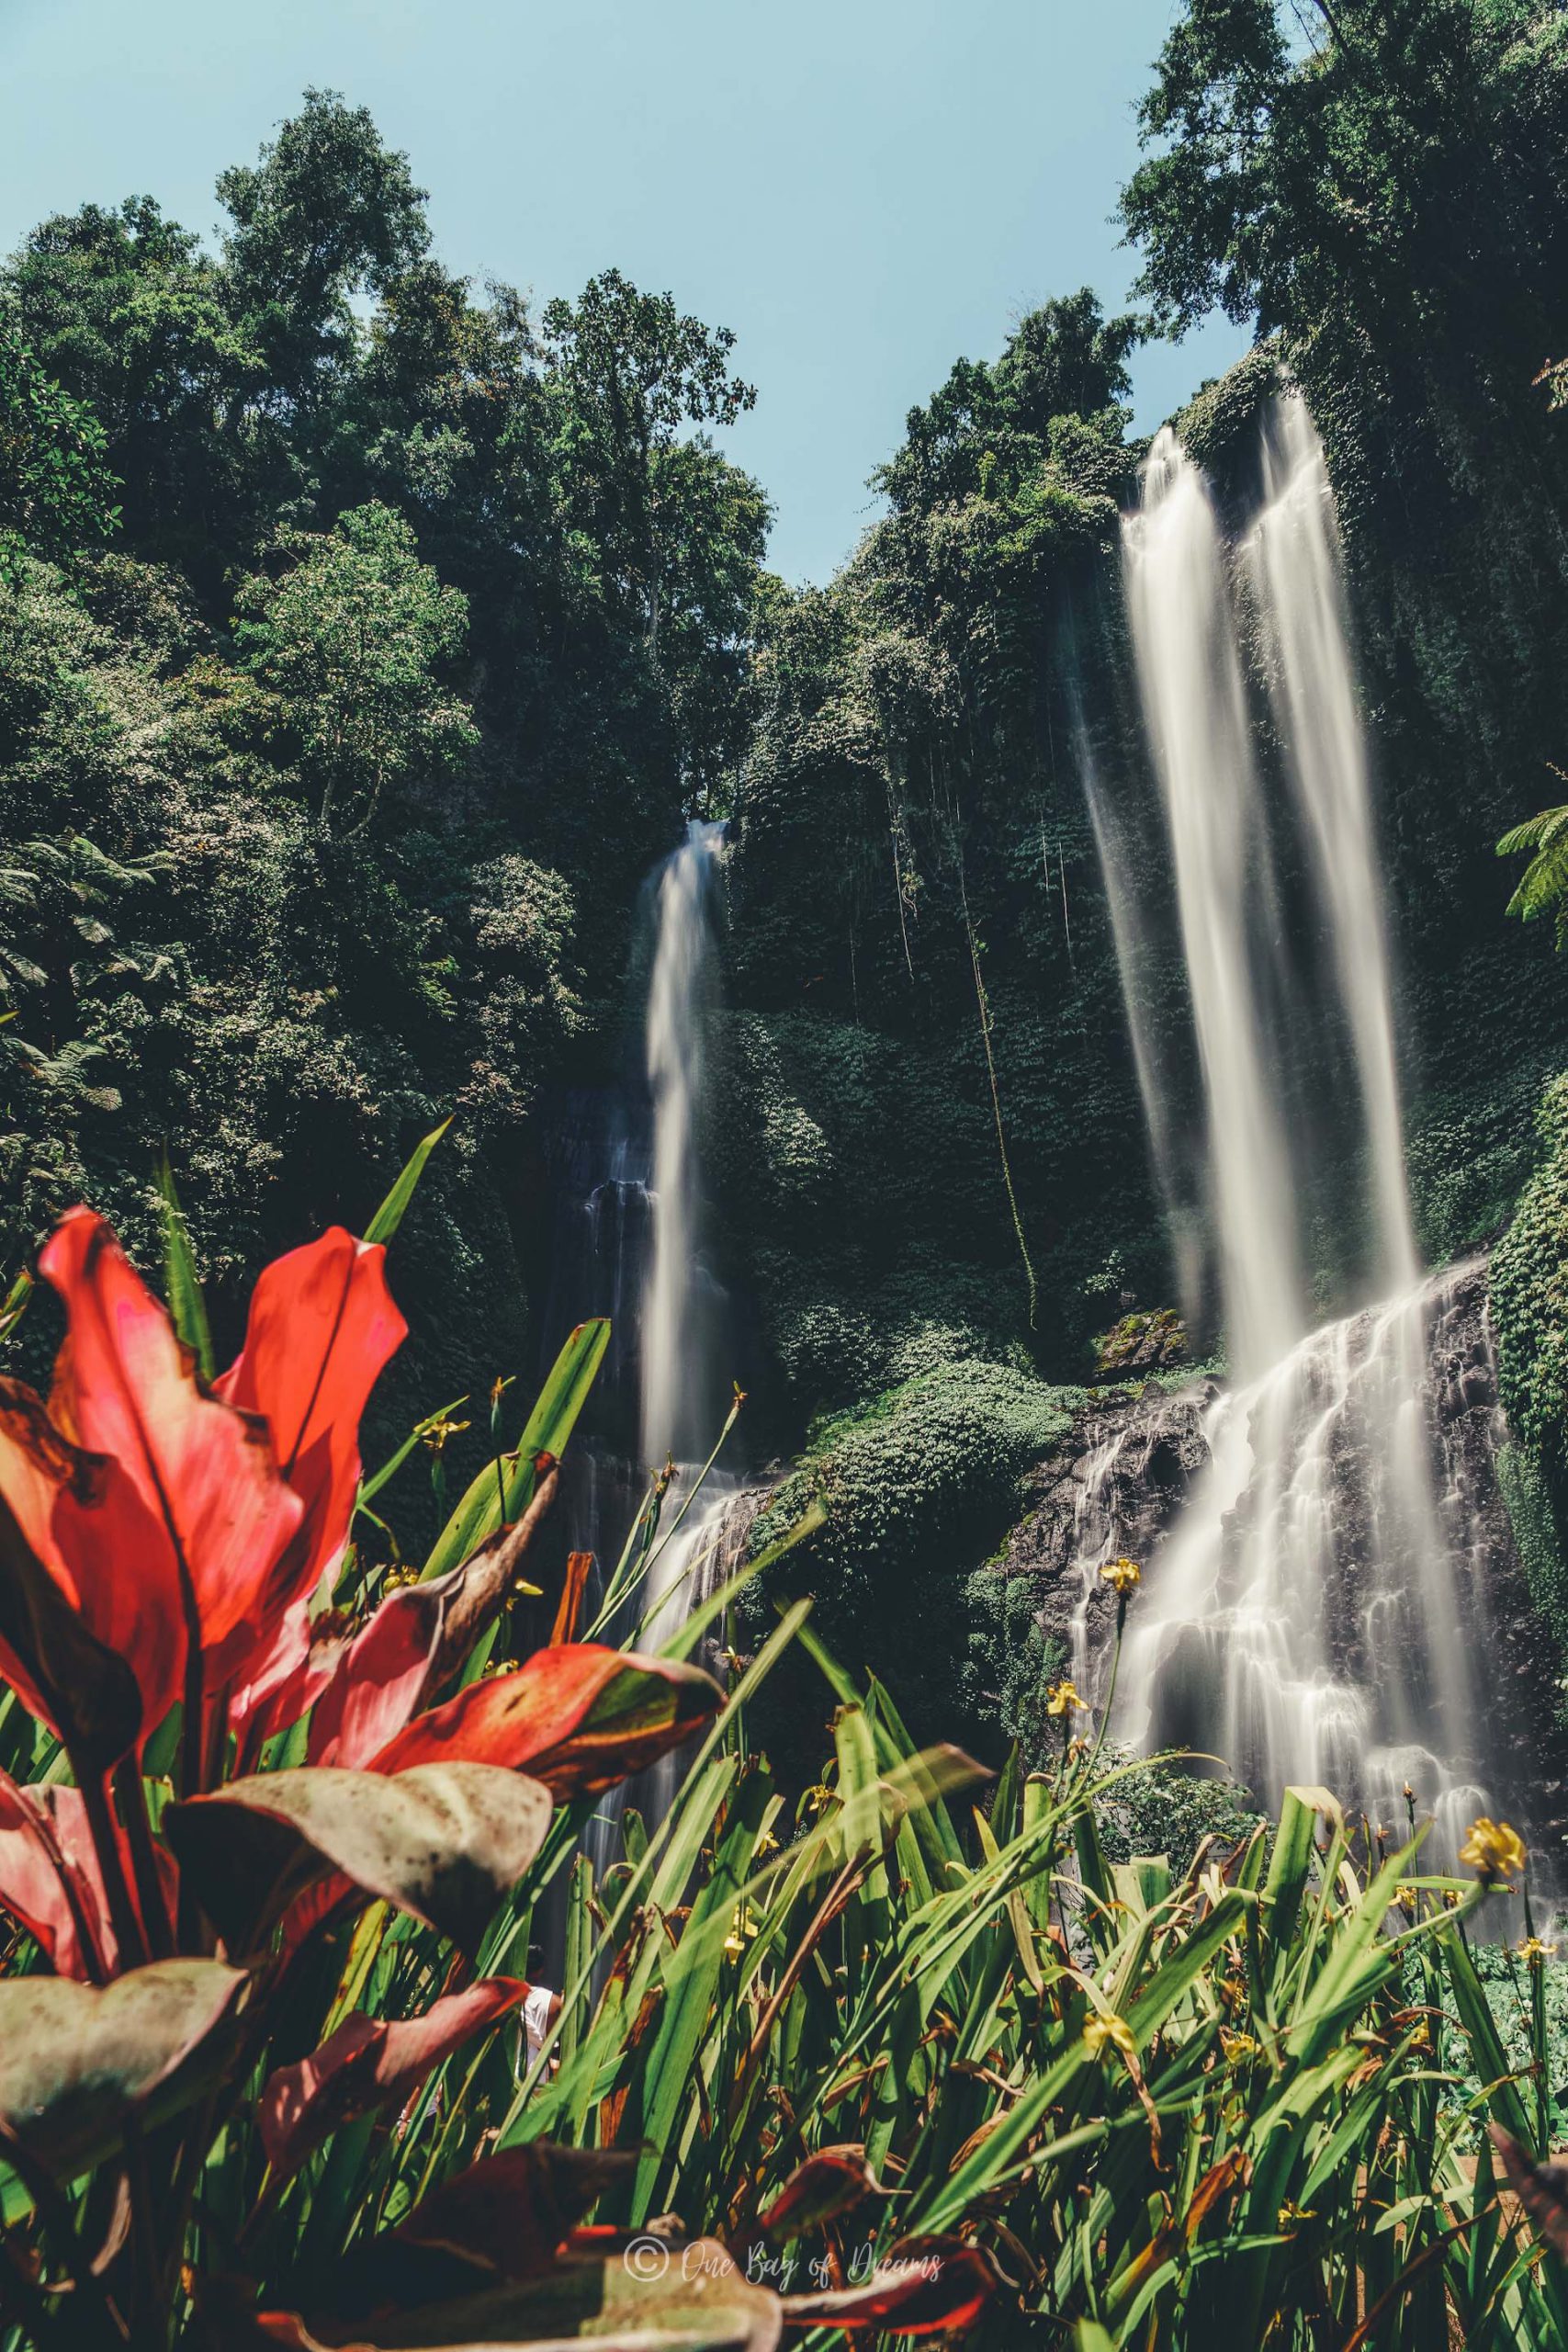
[1094,392,1552,1851]
[541,820,745,1830]
[1122,424,1303,1377]
[1007,1257,1568,1860]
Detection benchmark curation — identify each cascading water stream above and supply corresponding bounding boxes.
[1247,391,1417,1295]
[1122,426,1303,1379]
[543,818,750,1865]
[1077,715,1204,1331]
[636,820,739,1665]
[1103,399,1496,1853]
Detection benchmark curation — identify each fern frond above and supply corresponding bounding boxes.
[1496,803,1568,858]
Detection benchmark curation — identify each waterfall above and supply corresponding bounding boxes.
[637,820,739,1667]
[1107,399,1498,1849]
[642,820,727,1467]
[1247,391,1417,1295]
[1077,718,1205,1331]
[542,818,745,1851]
[1122,427,1304,1377]
[1115,1268,1488,1853]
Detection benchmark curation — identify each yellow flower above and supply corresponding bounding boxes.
[422,1412,471,1454]
[1459,1817,1528,1884]
[1220,2028,1258,2065]
[1046,1680,1089,1718]
[1278,2200,1315,2233]
[1082,2011,1135,2060]
[1100,1556,1142,1598]
[1519,1936,1554,1964]
[723,1903,761,1957]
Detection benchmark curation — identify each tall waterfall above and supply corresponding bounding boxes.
[544,819,743,1850]
[1122,427,1303,1378]
[642,820,727,1467]
[1247,392,1417,1295]
[1107,396,1495,1846]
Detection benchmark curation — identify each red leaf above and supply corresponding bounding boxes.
[0,1780,181,1983]
[367,1642,724,1798]
[755,2146,882,2242]
[260,1978,525,2177]
[0,1382,184,1753]
[214,1227,405,1710]
[39,1210,302,1672]
[308,1583,441,1770]
[0,1774,107,1982]
[782,2237,999,2335]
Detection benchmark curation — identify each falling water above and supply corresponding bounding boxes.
[1122,428,1304,1377]
[1108,402,1496,1848]
[1078,718,1205,1330]
[642,820,728,1467]
[542,819,748,1863]
[1248,392,1417,1294]
[1114,1268,1487,1856]
[636,820,739,1674]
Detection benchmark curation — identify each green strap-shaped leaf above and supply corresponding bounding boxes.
[156,1149,214,1383]
[421,1318,610,1581]
[364,1114,454,1246]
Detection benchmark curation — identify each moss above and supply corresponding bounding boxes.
[1493,1074,1568,1484]
[740,1355,1074,1759]
[1495,1444,1568,1724]
[1172,341,1281,474]
[1093,1307,1187,1377]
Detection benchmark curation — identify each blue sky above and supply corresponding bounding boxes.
[0,0,1250,583]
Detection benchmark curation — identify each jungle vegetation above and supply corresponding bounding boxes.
[6,4,1568,2343]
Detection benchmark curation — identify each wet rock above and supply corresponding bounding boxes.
[989,1255,1568,1871]
[1093,1308,1189,1379]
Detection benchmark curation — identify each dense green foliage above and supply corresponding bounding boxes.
[0,92,768,1476]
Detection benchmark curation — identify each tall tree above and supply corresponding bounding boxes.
[233,501,476,835]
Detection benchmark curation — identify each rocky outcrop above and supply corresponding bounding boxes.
[993,1257,1568,1868]
[998,1374,1215,1691]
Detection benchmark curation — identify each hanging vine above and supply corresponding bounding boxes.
[956,842,1039,1331]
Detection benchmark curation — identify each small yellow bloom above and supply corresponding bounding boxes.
[1278,2201,1315,2233]
[1100,1556,1142,1598]
[1459,1817,1528,1884]
[723,1903,761,1957]
[1046,1679,1089,1718]
[1220,2028,1258,2065]
[1082,2011,1135,2060]
[1519,1936,1555,1964]
[422,1412,471,1454]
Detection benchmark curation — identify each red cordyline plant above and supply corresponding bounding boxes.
[0,1185,990,2352]
[0,1191,739,2348]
